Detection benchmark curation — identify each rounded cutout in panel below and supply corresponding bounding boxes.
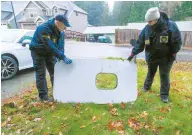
[96,73,118,90]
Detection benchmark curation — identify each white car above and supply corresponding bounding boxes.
[1,29,35,80]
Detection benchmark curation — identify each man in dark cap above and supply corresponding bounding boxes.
[30,15,72,101]
[128,7,182,103]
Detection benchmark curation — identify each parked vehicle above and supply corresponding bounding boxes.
[88,36,96,42]
[1,29,34,80]
[98,36,112,43]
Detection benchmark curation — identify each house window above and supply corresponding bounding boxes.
[64,11,68,16]
[46,9,53,16]
[54,8,58,13]
[76,11,78,16]
[29,12,37,17]
[30,14,34,17]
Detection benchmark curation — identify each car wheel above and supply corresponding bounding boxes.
[1,56,18,80]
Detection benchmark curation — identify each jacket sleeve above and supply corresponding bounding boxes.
[38,26,62,57]
[58,31,65,53]
[170,21,182,54]
[131,28,146,56]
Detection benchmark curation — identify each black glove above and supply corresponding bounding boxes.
[128,53,134,61]
[128,56,134,61]
[169,54,176,61]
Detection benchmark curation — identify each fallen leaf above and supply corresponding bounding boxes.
[110,108,118,116]
[51,105,56,110]
[102,113,106,116]
[33,118,41,122]
[1,121,7,128]
[1,116,12,128]
[85,108,89,111]
[157,126,164,130]
[121,102,126,109]
[7,124,15,127]
[118,130,125,135]
[190,109,192,113]
[128,118,142,131]
[176,130,180,135]
[108,120,124,132]
[61,123,67,128]
[92,116,97,122]
[8,102,17,108]
[139,111,148,119]
[158,116,164,120]
[21,100,29,107]
[64,117,68,121]
[108,103,113,108]
[115,121,124,131]
[18,105,24,109]
[16,129,23,134]
[25,129,33,135]
[160,106,171,114]
[7,117,11,122]
[144,125,149,129]
[59,131,63,135]
[80,125,86,128]
[137,91,141,97]
[28,116,33,121]
[145,99,148,102]
[108,121,116,131]
[33,102,41,107]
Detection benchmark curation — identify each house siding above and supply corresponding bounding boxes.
[69,11,88,33]
[56,8,67,16]
[22,23,37,30]
[24,2,44,18]
[25,1,40,9]
[20,2,45,29]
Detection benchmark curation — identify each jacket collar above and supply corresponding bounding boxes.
[48,18,60,37]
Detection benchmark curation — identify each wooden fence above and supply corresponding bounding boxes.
[115,29,139,45]
[180,31,192,47]
[65,30,86,42]
[115,29,192,47]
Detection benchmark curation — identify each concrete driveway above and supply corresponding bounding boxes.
[1,41,192,100]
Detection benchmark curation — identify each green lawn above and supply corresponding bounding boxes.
[1,58,192,135]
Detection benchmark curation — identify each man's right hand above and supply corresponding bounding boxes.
[63,56,72,64]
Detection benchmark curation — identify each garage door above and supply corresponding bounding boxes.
[22,24,37,30]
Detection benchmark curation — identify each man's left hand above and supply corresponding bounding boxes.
[127,53,134,61]
[170,54,176,61]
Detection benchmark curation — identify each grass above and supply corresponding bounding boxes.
[96,73,117,90]
[1,58,192,135]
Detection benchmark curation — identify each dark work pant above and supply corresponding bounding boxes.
[31,50,55,99]
[144,59,173,98]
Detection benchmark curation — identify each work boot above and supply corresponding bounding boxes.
[161,97,168,103]
[142,87,151,92]
[40,95,51,102]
